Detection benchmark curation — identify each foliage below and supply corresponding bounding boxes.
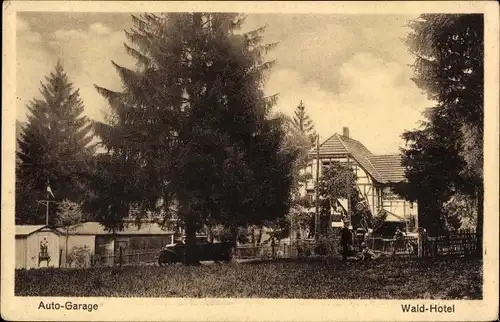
[89,13,295,263]
[279,111,315,239]
[279,112,314,195]
[15,258,482,299]
[56,199,85,268]
[442,193,477,230]
[315,229,340,257]
[55,199,85,230]
[264,217,290,242]
[286,203,312,240]
[399,14,483,239]
[291,100,317,146]
[16,61,95,225]
[66,246,92,268]
[318,162,356,205]
[316,161,363,233]
[361,209,388,234]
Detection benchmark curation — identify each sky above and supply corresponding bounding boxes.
[16,12,431,155]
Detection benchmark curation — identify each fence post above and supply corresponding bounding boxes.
[462,235,467,258]
[119,247,123,266]
[59,249,63,267]
[417,230,423,258]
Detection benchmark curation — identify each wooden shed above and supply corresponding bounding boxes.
[15,225,61,269]
[58,222,175,266]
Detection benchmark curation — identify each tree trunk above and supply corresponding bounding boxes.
[230,226,238,245]
[182,202,198,265]
[65,232,69,268]
[207,222,214,243]
[418,197,445,237]
[475,187,483,256]
[256,226,263,245]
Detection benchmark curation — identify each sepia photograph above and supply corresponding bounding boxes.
[2,1,499,321]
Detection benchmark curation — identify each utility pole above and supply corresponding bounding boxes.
[346,155,351,228]
[315,134,320,240]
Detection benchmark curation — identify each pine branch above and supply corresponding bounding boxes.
[123,43,152,67]
[111,61,142,89]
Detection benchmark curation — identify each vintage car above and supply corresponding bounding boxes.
[155,238,235,265]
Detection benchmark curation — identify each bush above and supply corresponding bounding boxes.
[66,246,92,268]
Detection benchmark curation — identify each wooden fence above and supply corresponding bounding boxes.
[234,230,478,260]
[234,243,300,259]
[87,229,478,265]
[233,239,334,260]
[92,248,159,267]
[362,236,419,256]
[361,230,477,258]
[423,229,477,258]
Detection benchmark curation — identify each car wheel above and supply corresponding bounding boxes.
[223,252,232,263]
[164,253,176,265]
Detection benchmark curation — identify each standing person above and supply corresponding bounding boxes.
[340,223,353,261]
[393,228,405,255]
[271,237,276,258]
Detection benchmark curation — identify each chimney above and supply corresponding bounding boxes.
[342,127,349,138]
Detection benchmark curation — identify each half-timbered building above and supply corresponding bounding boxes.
[301,127,418,234]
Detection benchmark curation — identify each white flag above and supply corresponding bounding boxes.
[46,185,55,198]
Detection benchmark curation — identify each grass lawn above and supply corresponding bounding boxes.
[15,257,482,299]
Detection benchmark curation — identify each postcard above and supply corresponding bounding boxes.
[2,1,499,321]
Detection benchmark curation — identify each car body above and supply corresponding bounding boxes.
[155,239,234,265]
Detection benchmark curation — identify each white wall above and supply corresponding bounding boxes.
[24,230,60,269]
[15,237,27,269]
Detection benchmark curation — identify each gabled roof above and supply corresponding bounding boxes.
[310,133,406,184]
[57,221,174,236]
[315,133,349,156]
[15,225,61,236]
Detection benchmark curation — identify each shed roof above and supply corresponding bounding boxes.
[57,222,175,236]
[15,225,60,236]
[384,210,406,222]
[310,133,406,184]
[367,155,406,183]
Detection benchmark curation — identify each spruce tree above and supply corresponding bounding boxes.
[398,14,483,244]
[292,100,317,146]
[90,13,295,264]
[16,61,95,225]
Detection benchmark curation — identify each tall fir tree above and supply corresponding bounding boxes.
[282,102,318,238]
[292,100,317,146]
[397,14,483,244]
[16,61,95,225]
[279,112,314,239]
[90,13,295,264]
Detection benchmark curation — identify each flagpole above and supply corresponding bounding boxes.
[46,201,50,225]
